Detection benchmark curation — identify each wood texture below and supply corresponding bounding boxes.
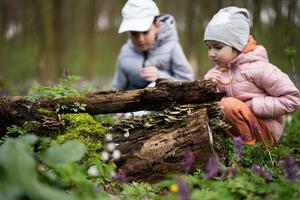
[110,103,228,183]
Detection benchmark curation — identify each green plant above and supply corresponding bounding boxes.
[0,135,109,200]
[121,182,156,199]
[284,46,298,86]
[26,75,91,102]
[51,113,107,164]
[6,125,27,136]
[55,102,87,113]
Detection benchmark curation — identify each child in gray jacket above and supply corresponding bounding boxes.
[112,0,194,90]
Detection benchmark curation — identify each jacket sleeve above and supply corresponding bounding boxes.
[112,57,127,90]
[251,63,300,118]
[158,43,194,81]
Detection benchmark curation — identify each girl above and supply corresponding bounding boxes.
[203,7,300,145]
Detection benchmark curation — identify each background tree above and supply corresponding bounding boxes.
[33,0,60,85]
[85,0,98,79]
[0,0,5,78]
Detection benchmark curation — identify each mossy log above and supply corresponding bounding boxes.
[0,79,224,135]
[0,79,228,183]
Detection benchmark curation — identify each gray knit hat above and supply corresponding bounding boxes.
[204,7,251,51]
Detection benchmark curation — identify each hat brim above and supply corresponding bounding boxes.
[118,17,154,33]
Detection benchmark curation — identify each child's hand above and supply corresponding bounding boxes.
[140,66,159,82]
[204,69,222,82]
[204,68,233,85]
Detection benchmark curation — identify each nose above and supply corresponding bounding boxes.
[135,33,145,42]
[208,49,216,58]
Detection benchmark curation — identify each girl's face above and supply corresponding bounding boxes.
[205,41,239,68]
[128,21,160,52]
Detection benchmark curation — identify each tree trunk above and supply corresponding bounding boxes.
[53,0,64,77]
[273,0,283,25]
[34,0,59,85]
[0,79,224,134]
[252,0,262,30]
[112,103,227,183]
[85,0,97,79]
[0,0,5,78]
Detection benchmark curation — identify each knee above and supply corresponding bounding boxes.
[221,97,249,116]
[221,97,244,113]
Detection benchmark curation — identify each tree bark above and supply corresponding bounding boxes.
[85,0,97,79]
[34,0,59,84]
[53,0,64,76]
[252,0,262,30]
[0,0,5,78]
[112,103,227,183]
[0,79,224,134]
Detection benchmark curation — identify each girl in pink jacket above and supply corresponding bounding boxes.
[203,7,300,145]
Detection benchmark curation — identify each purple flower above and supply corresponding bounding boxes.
[252,164,262,174]
[281,156,298,184]
[114,169,128,184]
[63,68,70,77]
[233,136,243,161]
[176,178,190,200]
[251,123,260,135]
[203,156,220,180]
[221,165,237,179]
[93,184,101,192]
[182,150,195,173]
[252,163,273,182]
[228,165,237,178]
[261,168,273,181]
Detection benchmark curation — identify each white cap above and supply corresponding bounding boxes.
[204,7,250,51]
[118,0,159,33]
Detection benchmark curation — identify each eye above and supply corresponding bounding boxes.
[142,30,149,35]
[205,44,212,50]
[129,31,139,37]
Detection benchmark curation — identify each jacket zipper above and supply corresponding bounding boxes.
[142,51,148,68]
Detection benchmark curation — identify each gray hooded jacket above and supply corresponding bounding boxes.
[112,14,194,90]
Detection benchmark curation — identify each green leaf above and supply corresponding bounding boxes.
[19,134,38,146]
[39,140,86,167]
[0,136,37,186]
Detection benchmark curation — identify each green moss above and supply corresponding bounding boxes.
[23,121,42,133]
[62,113,107,136]
[37,108,56,115]
[52,113,108,164]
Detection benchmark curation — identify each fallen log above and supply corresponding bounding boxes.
[0,79,224,134]
[0,79,229,183]
[111,103,228,183]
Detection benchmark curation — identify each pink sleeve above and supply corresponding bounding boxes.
[251,63,300,118]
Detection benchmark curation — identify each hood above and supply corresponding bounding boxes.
[125,14,179,53]
[154,14,179,46]
[228,45,269,68]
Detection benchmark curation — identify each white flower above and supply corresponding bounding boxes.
[101,151,109,161]
[107,142,116,152]
[111,171,116,177]
[286,114,292,124]
[87,165,99,177]
[112,149,121,160]
[105,133,113,141]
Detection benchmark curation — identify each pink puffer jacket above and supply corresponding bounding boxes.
[207,45,300,141]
